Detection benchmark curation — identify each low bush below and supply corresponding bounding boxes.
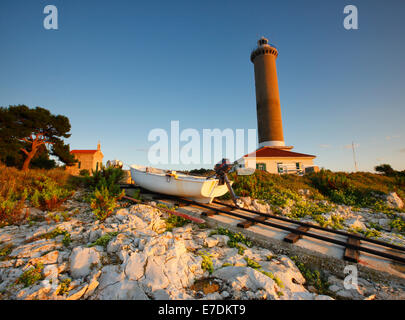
[57,278,71,296]
[210,227,252,248]
[391,218,405,234]
[0,186,27,226]
[90,186,124,221]
[290,256,329,295]
[199,251,214,274]
[0,164,74,225]
[16,263,44,287]
[88,232,119,248]
[83,167,125,196]
[30,180,74,211]
[219,167,404,213]
[0,243,13,259]
[165,214,189,231]
[308,169,404,209]
[79,169,90,177]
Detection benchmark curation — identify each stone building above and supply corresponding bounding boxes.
[66,142,104,175]
[236,146,317,175]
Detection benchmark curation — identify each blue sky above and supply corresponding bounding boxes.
[0,0,404,171]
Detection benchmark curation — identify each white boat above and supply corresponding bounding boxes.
[129,165,231,203]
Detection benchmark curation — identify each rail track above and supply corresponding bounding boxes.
[120,184,405,266]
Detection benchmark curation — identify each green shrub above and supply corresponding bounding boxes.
[244,257,261,269]
[16,263,44,287]
[79,169,90,177]
[0,164,74,225]
[242,256,284,288]
[62,233,71,247]
[391,218,405,233]
[165,214,188,231]
[199,251,214,274]
[88,232,119,248]
[84,167,125,196]
[219,167,405,214]
[29,179,74,211]
[307,169,404,209]
[90,186,124,221]
[220,170,314,206]
[210,227,252,248]
[57,278,72,295]
[290,256,329,294]
[0,243,13,258]
[0,187,27,226]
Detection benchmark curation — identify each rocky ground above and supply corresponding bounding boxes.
[237,191,405,248]
[0,190,404,300]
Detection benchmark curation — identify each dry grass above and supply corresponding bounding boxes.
[0,164,74,226]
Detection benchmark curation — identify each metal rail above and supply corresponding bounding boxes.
[173,197,405,264]
[212,200,405,252]
[120,187,405,265]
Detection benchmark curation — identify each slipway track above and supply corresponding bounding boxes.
[120,185,405,268]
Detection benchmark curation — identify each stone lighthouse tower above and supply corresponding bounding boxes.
[251,37,289,149]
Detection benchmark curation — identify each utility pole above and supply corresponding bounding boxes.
[352,141,358,172]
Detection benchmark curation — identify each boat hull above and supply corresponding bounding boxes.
[129,165,230,203]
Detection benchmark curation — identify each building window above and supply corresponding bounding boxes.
[78,162,81,169]
[96,162,99,171]
[256,163,266,171]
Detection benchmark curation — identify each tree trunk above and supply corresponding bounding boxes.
[21,147,38,171]
[21,135,46,171]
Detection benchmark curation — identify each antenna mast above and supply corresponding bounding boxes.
[352,141,358,172]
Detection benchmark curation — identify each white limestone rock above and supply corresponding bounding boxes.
[141,256,170,292]
[125,252,147,281]
[28,250,59,266]
[378,218,392,231]
[97,265,125,291]
[10,239,61,259]
[204,237,219,248]
[69,247,101,279]
[252,199,270,213]
[97,279,149,300]
[106,233,131,254]
[213,266,278,299]
[315,295,334,300]
[385,192,404,209]
[67,283,88,300]
[211,235,230,247]
[344,218,367,231]
[43,264,59,281]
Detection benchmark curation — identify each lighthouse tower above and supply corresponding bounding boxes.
[251,37,291,149]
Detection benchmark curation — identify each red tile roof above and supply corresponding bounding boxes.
[244,147,316,158]
[70,150,98,154]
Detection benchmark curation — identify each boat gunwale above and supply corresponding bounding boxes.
[129,165,219,184]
